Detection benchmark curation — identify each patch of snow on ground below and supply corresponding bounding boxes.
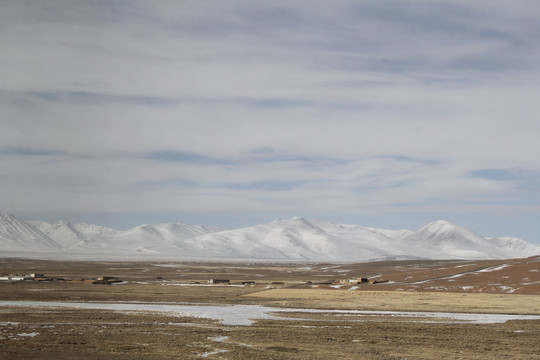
[2,300,540,326]
[201,349,227,358]
[26,289,55,291]
[111,281,128,285]
[478,264,511,272]
[448,273,467,279]
[211,336,229,342]
[498,286,517,293]
[17,332,39,337]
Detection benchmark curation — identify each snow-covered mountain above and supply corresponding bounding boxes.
[24,219,222,257]
[1,211,539,261]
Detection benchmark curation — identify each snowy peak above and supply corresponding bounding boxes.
[269,217,323,232]
[402,220,524,259]
[407,220,485,246]
[420,220,470,234]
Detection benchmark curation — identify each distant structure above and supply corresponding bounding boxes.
[0,274,32,281]
[0,273,49,281]
[93,276,122,284]
[339,277,368,285]
[0,272,122,284]
[208,279,230,284]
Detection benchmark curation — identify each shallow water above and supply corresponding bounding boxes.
[1,300,539,326]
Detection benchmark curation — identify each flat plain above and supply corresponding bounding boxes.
[0,256,539,359]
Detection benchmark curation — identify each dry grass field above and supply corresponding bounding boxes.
[0,257,539,359]
[246,288,540,314]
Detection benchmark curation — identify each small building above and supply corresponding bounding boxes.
[339,277,368,285]
[208,279,230,284]
[30,273,51,281]
[93,276,122,285]
[2,274,32,281]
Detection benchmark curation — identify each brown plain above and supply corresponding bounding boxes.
[0,256,539,359]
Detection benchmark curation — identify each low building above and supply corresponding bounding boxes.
[339,277,368,285]
[0,274,32,281]
[208,279,230,284]
[93,276,122,284]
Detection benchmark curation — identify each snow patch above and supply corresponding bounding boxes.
[478,264,511,272]
[17,332,39,337]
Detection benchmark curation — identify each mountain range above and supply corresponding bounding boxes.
[1,211,539,262]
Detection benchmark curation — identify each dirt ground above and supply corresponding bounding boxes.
[1,306,539,360]
[1,258,539,359]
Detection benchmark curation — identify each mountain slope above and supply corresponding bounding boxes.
[0,212,61,251]
[488,236,540,255]
[28,220,121,248]
[101,223,219,254]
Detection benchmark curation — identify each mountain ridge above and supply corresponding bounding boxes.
[1,211,539,262]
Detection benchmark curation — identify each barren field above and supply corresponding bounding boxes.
[1,257,539,359]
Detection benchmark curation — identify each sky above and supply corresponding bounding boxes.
[1,0,540,243]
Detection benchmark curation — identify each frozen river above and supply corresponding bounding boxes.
[1,300,539,326]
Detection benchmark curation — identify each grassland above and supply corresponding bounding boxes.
[246,288,540,314]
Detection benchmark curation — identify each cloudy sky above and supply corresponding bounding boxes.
[2,1,540,243]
